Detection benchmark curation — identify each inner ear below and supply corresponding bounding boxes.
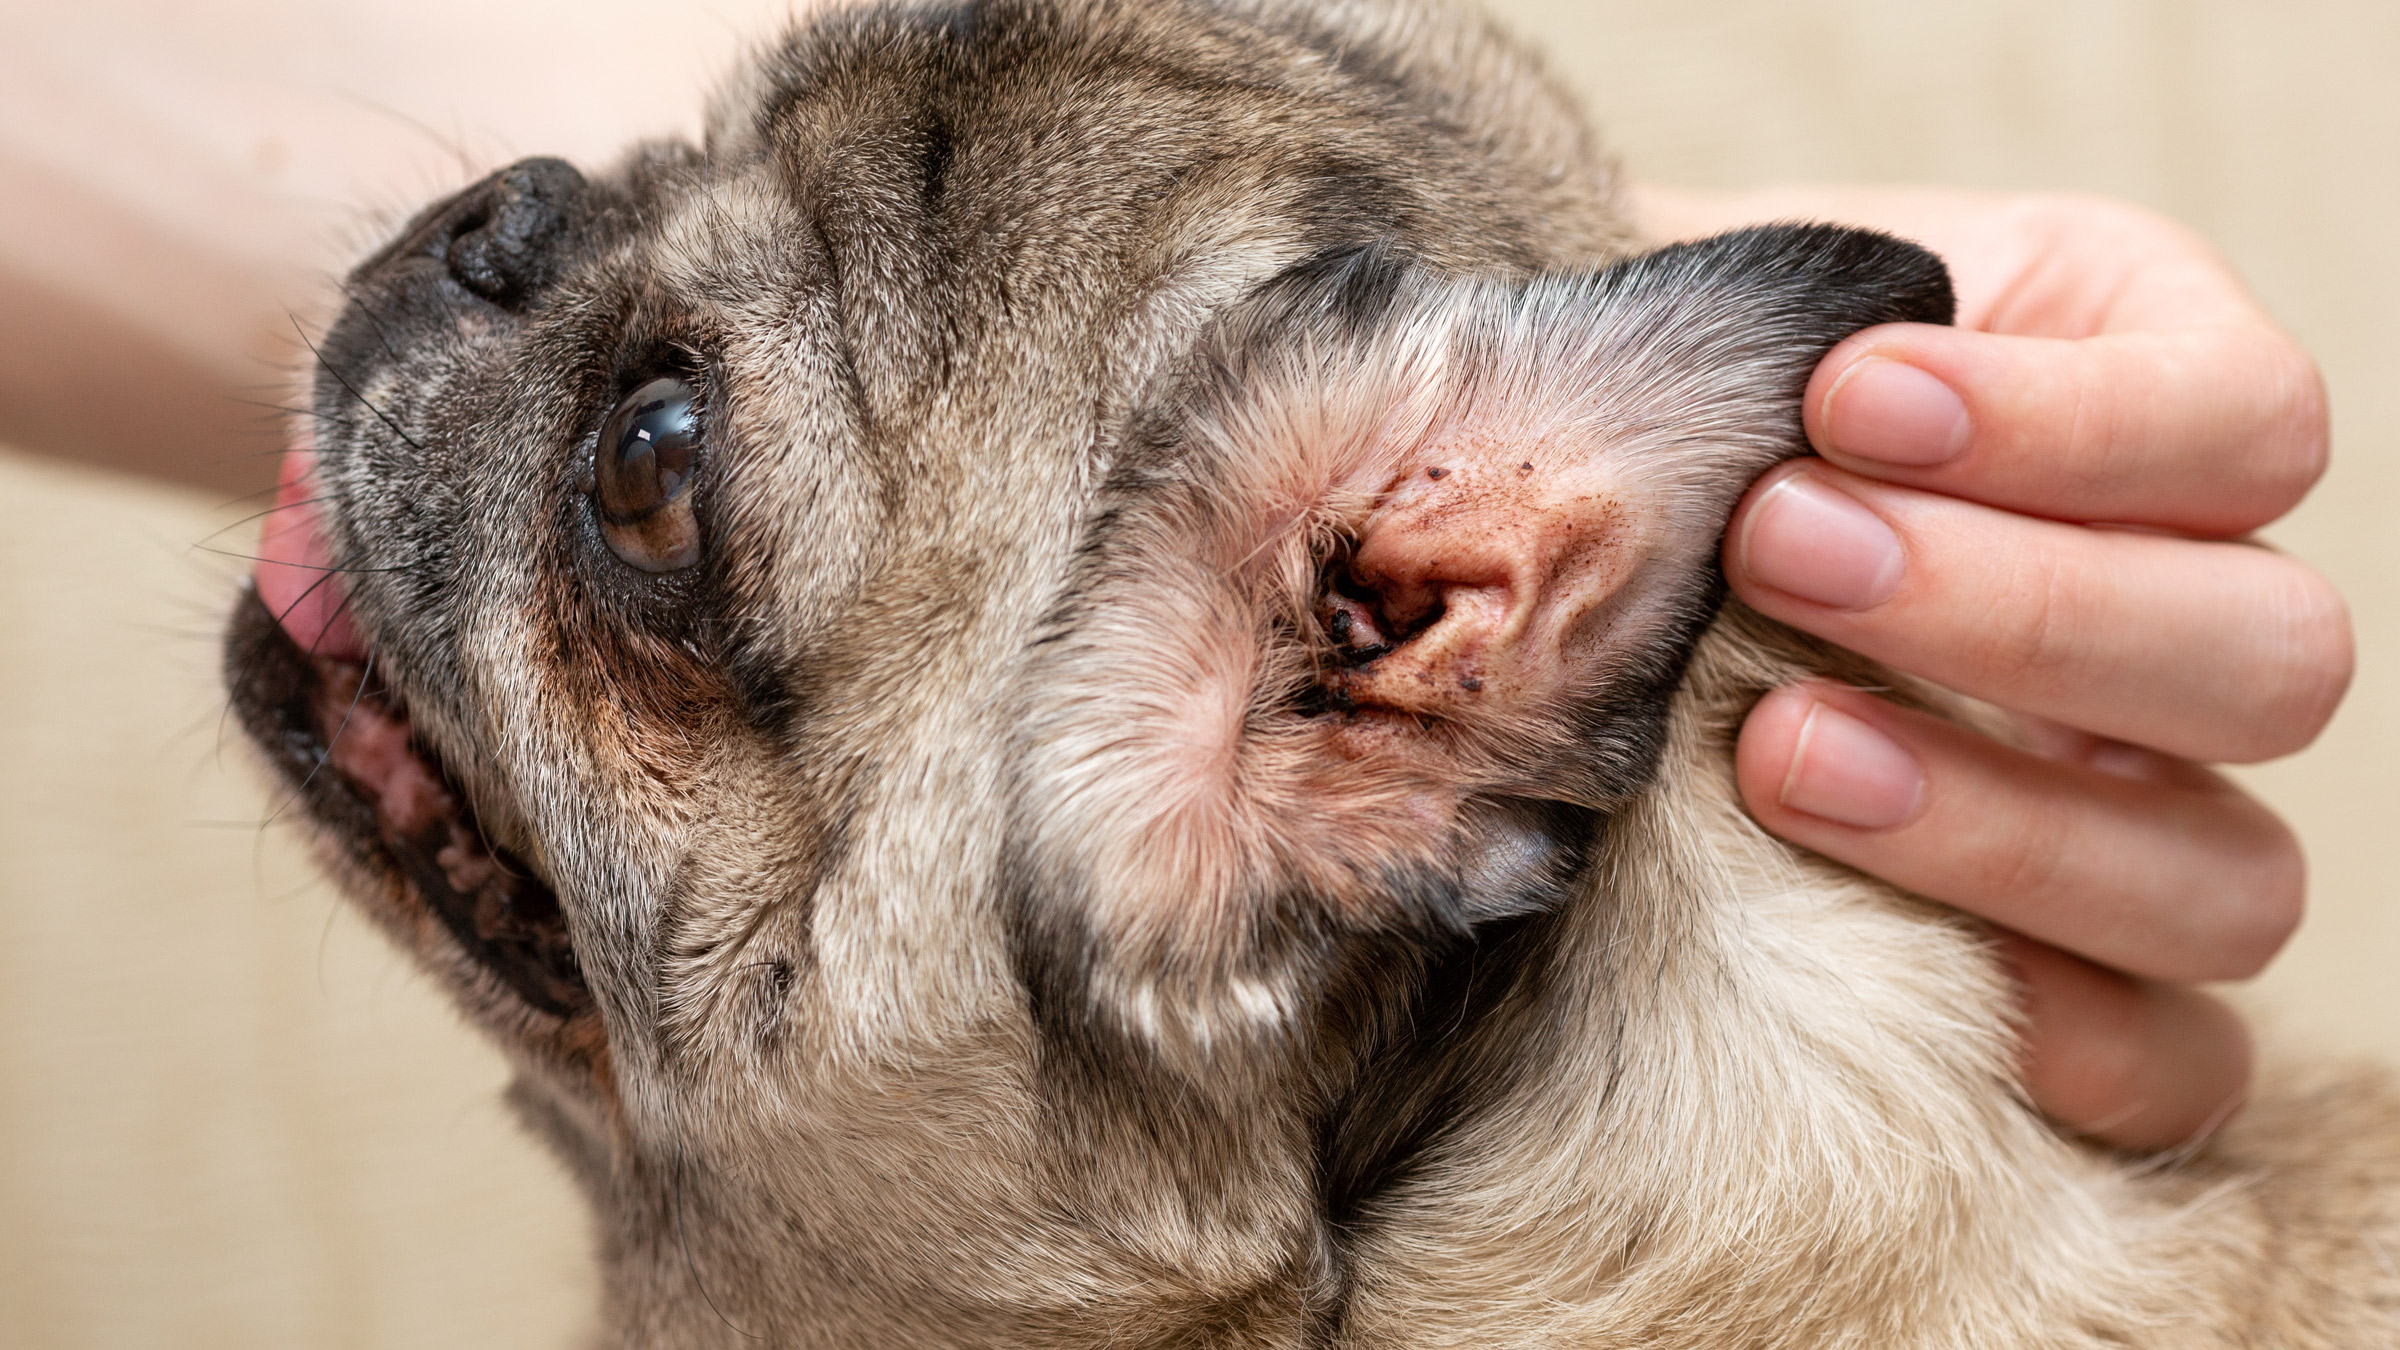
[1277,226,1955,790]
[1310,430,1665,731]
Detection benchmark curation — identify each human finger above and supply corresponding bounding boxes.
[1733,682,2303,983]
[1801,322,2329,537]
[1996,930,2254,1152]
[1724,460,2353,764]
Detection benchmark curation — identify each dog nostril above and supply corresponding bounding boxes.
[442,157,586,306]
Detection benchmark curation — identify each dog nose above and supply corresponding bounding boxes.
[418,157,587,306]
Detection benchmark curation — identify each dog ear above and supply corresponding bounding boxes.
[1009,226,1952,1056]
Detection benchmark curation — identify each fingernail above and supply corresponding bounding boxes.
[1780,699,1927,829]
[1737,468,1906,610]
[1823,356,1971,465]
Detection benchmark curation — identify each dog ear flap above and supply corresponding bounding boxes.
[1009,226,1953,1058]
[1274,225,1955,797]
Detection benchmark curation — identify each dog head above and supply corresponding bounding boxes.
[225,0,1949,1339]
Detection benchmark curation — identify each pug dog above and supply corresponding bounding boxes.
[224,0,2400,1344]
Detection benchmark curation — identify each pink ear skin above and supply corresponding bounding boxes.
[1325,437,1650,743]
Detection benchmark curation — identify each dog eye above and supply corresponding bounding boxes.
[593,375,703,572]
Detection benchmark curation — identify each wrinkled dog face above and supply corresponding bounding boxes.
[227,0,1949,1338]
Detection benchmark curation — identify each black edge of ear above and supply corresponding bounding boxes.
[1233,242,1418,340]
[1620,221,1956,345]
[1241,224,1952,361]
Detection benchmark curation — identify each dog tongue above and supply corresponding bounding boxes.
[255,448,368,663]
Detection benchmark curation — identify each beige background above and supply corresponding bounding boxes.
[2,1,2394,1345]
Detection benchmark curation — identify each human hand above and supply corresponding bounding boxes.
[1633,184,2352,1151]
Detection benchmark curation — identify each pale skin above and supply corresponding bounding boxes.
[1637,184,2351,1150]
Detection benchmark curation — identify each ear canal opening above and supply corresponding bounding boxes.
[1318,543,1445,671]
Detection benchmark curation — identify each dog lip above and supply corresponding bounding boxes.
[255,447,369,664]
[224,587,591,1020]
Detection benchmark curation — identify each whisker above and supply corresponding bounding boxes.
[302,588,364,660]
[316,890,344,996]
[333,90,484,182]
[291,316,428,454]
[262,642,377,831]
[190,496,330,549]
[209,482,294,513]
[674,1158,766,1342]
[215,684,243,778]
[466,806,529,880]
[229,396,346,426]
[189,542,408,574]
[334,279,412,365]
[270,561,348,642]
